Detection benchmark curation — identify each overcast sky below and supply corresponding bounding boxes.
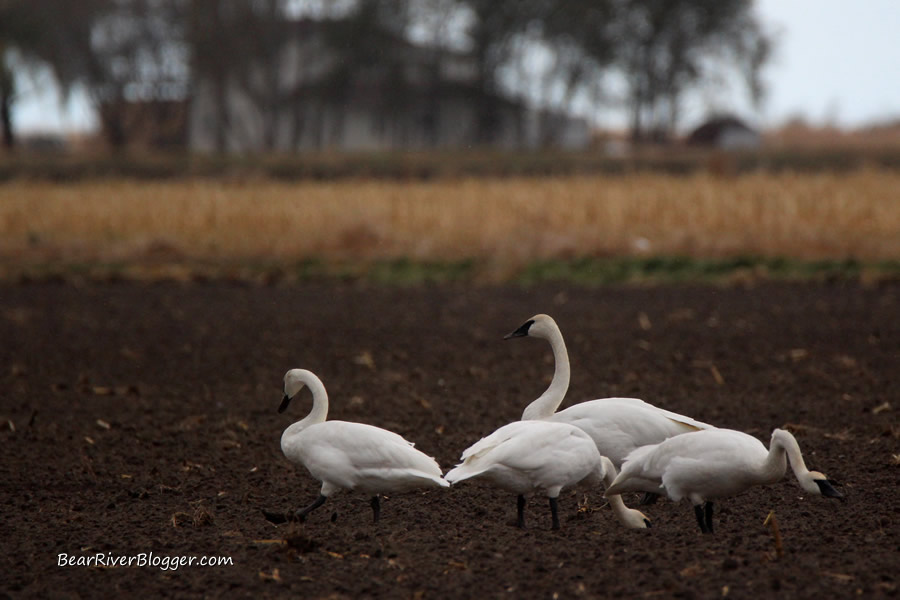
[11,0,900,134]
[750,0,900,127]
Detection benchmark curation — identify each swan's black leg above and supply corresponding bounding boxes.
[370,495,381,523]
[640,492,660,506]
[517,495,527,529]
[704,501,714,533]
[694,504,710,534]
[549,497,560,530]
[295,494,327,522]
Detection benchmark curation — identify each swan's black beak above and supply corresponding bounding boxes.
[278,394,292,414]
[815,479,844,500]
[644,518,652,529]
[504,319,534,340]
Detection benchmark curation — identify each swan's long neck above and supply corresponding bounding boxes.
[769,429,811,483]
[756,432,793,484]
[521,322,570,420]
[281,373,329,446]
[597,456,650,529]
[600,456,643,524]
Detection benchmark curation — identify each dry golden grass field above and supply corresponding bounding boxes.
[2,169,898,280]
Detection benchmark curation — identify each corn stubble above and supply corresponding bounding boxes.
[2,170,897,268]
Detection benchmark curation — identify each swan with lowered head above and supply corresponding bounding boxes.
[445,420,651,530]
[275,368,449,523]
[505,314,714,468]
[604,427,843,533]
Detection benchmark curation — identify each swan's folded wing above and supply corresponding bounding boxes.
[552,399,712,467]
[660,456,719,501]
[620,443,660,468]
[650,406,713,431]
[458,421,537,463]
[448,423,589,490]
[301,421,445,488]
[455,421,589,479]
[561,398,711,434]
[605,443,666,496]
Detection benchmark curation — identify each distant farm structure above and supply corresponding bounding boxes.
[687,116,761,150]
[188,20,589,153]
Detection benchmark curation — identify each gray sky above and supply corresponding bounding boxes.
[12,0,900,134]
[750,0,900,127]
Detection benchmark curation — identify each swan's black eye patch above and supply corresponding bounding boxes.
[504,319,535,339]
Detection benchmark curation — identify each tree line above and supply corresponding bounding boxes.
[0,0,771,151]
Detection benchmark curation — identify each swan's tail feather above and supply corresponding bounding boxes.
[444,466,466,484]
[444,464,485,485]
[433,475,452,488]
[356,467,450,490]
[659,410,714,432]
[460,444,496,464]
[400,469,451,488]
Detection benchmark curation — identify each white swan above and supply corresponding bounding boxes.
[445,420,650,530]
[506,314,714,468]
[604,427,843,533]
[275,368,449,523]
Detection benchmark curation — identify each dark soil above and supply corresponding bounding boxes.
[2,281,898,598]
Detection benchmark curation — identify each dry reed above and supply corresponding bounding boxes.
[2,170,898,268]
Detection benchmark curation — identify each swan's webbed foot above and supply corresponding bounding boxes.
[370,495,381,523]
[516,494,527,529]
[295,494,328,522]
[549,497,560,530]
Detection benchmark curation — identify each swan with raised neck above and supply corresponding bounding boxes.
[505,314,714,468]
[505,314,570,421]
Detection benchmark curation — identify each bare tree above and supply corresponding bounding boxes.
[0,0,99,148]
[3,0,771,153]
[521,1,616,146]
[609,0,770,142]
[461,1,532,143]
[0,1,32,148]
[190,0,297,151]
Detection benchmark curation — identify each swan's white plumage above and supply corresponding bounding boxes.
[544,398,711,467]
[282,420,449,496]
[606,427,842,506]
[447,420,601,497]
[279,369,448,519]
[447,420,650,529]
[509,314,713,466]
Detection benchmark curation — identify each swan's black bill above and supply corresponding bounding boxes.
[504,319,534,340]
[815,479,844,499]
[278,394,292,413]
